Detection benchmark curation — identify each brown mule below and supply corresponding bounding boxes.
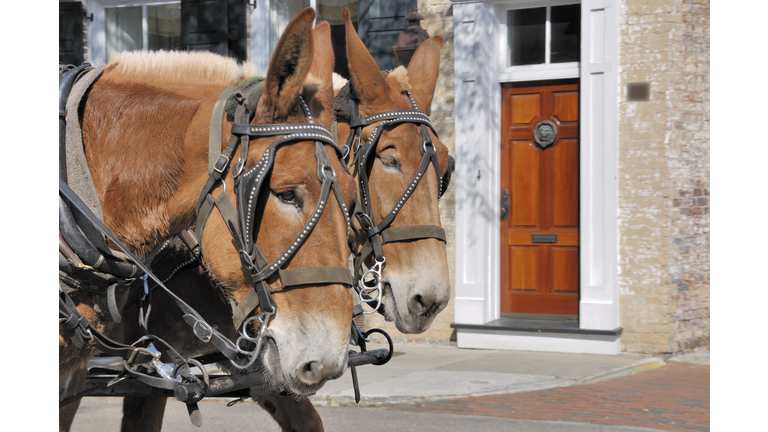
[235,10,454,432]
[336,7,451,334]
[59,8,354,432]
[63,8,452,431]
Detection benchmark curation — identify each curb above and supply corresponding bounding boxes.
[578,357,666,384]
[310,379,578,408]
[309,357,669,408]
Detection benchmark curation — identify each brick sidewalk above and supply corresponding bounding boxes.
[386,361,709,432]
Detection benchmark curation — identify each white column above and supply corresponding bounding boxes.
[579,0,620,330]
[453,1,499,325]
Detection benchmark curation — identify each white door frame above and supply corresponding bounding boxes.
[451,0,620,354]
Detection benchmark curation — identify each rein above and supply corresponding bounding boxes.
[340,88,452,314]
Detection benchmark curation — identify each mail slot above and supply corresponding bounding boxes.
[531,234,558,243]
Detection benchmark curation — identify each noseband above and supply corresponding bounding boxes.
[343,90,452,313]
[194,86,353,370]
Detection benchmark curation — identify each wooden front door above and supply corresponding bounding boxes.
[500,79,580,316]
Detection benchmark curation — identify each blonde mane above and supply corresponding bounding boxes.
[385,66,411,93]
[106,50,258,86]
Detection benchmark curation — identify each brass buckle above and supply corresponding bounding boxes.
[213,154,230,174]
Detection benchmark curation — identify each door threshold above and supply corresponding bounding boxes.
[501,313,578,321]
[451,318,622,336]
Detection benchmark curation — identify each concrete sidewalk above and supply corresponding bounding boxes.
[309,342,674,407]
[69,343,709,432]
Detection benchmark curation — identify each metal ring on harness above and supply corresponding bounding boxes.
[357,257,385,314]
[362,328,394,365]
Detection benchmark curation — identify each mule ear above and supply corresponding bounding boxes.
[307,21,335,128]
[406,35,444,113]
[260,8,315,117]
[343,7,390,110]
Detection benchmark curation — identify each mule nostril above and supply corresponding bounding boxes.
[296,361,325,385]
[409,294,428,315]
[416,295,425,313]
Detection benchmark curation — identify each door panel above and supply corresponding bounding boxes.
[511,247,538,291]
[551,247,579,293]
[500,79,580,316]
[511,94,540,125]
[553,91,579,123]
[553,139,579,227]
[511,142,539,227]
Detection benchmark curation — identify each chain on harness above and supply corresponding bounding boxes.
[342,90,453,314]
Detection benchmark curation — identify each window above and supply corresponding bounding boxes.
[507,4,580,67]
[269,0,310,56]
[104,2,182,61]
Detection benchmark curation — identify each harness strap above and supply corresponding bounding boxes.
[353,225,446,281]
[231,287,263,331]
[382,225,446,244]
[59,288,155,363]
[60,179,242,364]
[208,84,239,174]
[279,266,355,288]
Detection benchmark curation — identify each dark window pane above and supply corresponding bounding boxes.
[550,5,580,64]
[148,4,182,51]
[106,6,142,60]
[318,0,359,78]
[508,8,546,66]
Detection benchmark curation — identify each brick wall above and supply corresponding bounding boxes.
[618,0,709,354]
[362,0,457,346]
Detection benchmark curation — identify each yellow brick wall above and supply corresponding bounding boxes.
[618,0,709,354]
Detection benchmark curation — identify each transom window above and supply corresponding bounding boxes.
[105,2,181,61]
[507,4,580,67]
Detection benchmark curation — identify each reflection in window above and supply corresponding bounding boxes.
[550,5,580,64]
[148,4,182,51]
[269,0,311,56]
[508,8,546,66]
[106,7,142,60]
[317,0,359,78]
[507,5,580,67]
[105,3,181,62]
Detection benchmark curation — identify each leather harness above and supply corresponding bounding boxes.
[337,85,453,313]
[59,65,354,386]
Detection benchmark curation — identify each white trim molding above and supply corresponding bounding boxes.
[451,0,620,355]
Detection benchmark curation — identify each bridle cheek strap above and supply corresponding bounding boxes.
[345,90,451,312]
[352,225,446,284]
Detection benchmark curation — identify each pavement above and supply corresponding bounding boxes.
[309,341,675,407]
[68,342,710,432]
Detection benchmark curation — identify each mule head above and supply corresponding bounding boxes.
[338,8,450,334]
[201,9,355,396]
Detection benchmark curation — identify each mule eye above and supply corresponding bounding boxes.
[274,190,296,204]
[380,157,398,168]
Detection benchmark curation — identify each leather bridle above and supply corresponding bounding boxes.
[342,89,453,314]
[193,86,354,370]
